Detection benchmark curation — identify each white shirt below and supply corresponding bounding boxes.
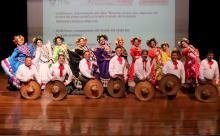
[109,55,128,80]
[16,64,39,82]
[134,57,151,80]
[199,58,219,84]
[79,58,96,78]
[49,63,73,85]
[163,60,185,83]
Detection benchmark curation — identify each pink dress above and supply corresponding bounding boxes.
[181,47,200,85]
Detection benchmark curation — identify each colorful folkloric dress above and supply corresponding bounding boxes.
[148,47,164,85]
[32,41,52,88]
[128,46,141,81]
[1,43,35,88]
[53,43,69,64]
[68,45,88,89]
[181,46,200,85]
[94,44,113,87]
[161,50,171,64]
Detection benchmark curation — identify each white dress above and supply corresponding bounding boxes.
[32,41,52,88]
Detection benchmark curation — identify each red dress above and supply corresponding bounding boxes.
[148,47,163,84]
[181,47,200,85]
[129,46,141,81]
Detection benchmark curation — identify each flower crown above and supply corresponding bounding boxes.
[160,41,169,48]
[33,36,43,44]
[53,35,64,44]
[130,37,141,45]
[13,35,24,45]
[97,34,108,42]
[177,37,189,46]
[146,38,157,46]
[75,37,87,45]
[115,36,124,45]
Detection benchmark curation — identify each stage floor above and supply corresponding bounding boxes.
[0,72,220,135]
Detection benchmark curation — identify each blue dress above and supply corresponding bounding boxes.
[1,43,35,88]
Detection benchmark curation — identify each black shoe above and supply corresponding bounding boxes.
[7,85,18,91]
[167,95,177,100]
[129,87,135,94]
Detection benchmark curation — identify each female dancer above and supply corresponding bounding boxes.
[147,38,164,85]
[32,37,53,89]
[1,35,35,88]
[178,37,200,86]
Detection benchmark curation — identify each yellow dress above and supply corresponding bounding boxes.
[161,51,171,64]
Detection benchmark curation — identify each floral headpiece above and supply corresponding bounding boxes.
[115,36,124,46]
[177,37,189,47]
[130,37,141,45]
[146,38,157,46]
[160,41,169,48]
[13,35,24,45]
[75,37,87,45]
[33,36,43,45]
[53,35,64,44]
[97,34,108,43]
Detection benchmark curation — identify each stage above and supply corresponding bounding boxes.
[0,72,220,135]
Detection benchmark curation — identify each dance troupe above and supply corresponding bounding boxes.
[1,34,219,96]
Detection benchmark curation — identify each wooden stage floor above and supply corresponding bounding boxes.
[0,72,220,136]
